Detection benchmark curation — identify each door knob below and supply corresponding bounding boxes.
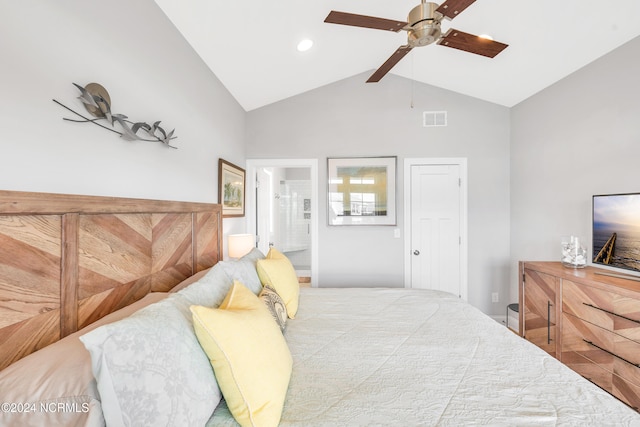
[413,250,420,256]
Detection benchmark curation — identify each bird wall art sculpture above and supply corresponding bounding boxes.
[53,82,177,149]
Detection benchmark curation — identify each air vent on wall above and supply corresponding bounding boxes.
[423,111,447,127]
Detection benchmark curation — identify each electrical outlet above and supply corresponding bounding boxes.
[492,292,499,303]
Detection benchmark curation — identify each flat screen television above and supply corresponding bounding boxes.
[592,192,640,274]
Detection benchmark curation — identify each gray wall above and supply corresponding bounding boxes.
[510,36,640,301]
[246,72,511,314]
[0,1,247,247]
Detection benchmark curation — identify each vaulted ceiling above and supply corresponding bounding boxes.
[155,0,640,111]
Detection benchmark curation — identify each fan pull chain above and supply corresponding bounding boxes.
[410,53,415,109]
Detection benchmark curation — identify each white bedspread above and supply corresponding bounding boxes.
[208,288,640,426]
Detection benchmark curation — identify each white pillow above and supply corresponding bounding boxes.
[80,294,220,426]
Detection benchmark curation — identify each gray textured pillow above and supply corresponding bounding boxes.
[80,294,220,427]
[259,285,287,332]
[218,248,265,295]
[240,247,266,263]
[177,262,233,308]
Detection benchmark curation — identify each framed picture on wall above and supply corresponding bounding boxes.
[218,158,245,217]
[327,156,396,226]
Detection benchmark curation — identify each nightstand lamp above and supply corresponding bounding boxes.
[228,233,254,259]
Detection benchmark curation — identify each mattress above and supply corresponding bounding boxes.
[208,287,640,426]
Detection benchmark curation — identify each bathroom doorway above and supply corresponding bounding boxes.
[246,159,318,287]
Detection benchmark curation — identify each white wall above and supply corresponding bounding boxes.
[0,1,247,250]
[0,2,245,202]
[510,36,640,301]
[9,2,634,314]
[246,72,511,314]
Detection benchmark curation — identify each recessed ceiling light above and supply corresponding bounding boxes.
[297,39,313,52]
[478,34,493,40]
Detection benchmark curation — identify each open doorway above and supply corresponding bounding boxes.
[246,159,318,287]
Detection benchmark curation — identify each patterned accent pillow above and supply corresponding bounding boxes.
[259,285,288,332]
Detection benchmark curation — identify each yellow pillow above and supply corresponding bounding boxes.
[256,248,300,319]
[190,281,292,427]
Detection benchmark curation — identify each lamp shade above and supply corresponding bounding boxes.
[228,234,254,259]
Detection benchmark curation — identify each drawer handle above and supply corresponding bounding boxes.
[582,303,640,325]
[583,339,640,368]
[547,301,552,345]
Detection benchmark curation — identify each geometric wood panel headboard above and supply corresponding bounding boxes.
[0,190,222,371]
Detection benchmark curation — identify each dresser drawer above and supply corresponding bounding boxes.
[562,350,611,386]
[614,295,640,342]
[613,374,640,411]
[562,313,640,387]
[563,312,614,370]
[564,350,640,411]
[562,279,640,342]
[563,280,612,326]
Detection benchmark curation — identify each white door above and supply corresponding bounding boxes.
[256,167,273,255]
[410,164,462,296]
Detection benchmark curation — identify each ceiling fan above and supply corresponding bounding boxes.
[324,0,508,82]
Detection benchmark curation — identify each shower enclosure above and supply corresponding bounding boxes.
[256,166,311,277]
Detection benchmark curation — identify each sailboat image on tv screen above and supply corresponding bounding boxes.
[592,193,640,273]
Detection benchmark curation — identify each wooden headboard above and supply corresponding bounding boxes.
[0,190,222,370]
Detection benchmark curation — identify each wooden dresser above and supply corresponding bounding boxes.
[519,261,640,410]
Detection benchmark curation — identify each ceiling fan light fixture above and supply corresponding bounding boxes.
[478,34,493,40]
[406,2,442,47]
[324,0,509,82]
[297,39,314,52]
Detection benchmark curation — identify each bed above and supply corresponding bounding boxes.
[208,286,640,426]
[0,190,639,427]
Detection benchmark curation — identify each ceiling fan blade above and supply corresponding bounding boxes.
[366,45,413,83]
[324,11,407,32]
[437,29,508,58]
[436,0,477,20]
